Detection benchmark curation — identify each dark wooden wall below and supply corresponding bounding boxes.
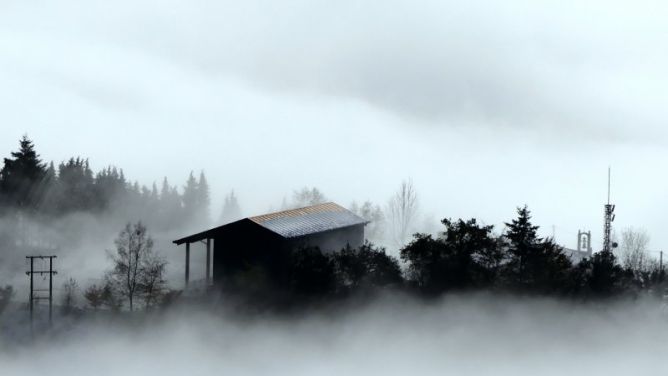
[212,222,365,290]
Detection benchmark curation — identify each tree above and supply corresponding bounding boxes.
[578,250,625,297]
[61,278,79,314]
[108,222,164,311]
[441,218,504,288]
[333,242,403,291]
[619,227,651,276]
[220,190,242,224]
[0,135,47,210]
[54,157,96,213]
[502,206,572,293]
[182,171,199,223]
[158,177,183,230]
[400,218,501,294]
[94,166,127,211]
[289,247,336,296]
[0,285,13,315]
[140,253,168,310]
[291,187,327,208]
[197,171,211,225]
[350,201,385,242]
[400,233,447,293]
[100,280,122,311]
[387,179,418,247]
[84,284,105,311]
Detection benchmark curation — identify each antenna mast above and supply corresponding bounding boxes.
[603,167,616,253]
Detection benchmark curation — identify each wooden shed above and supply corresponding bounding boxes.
[173,202,366,289]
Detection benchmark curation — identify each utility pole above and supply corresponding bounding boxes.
[26,255,57,330]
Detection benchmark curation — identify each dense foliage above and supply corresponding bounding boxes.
[0,136,211,232]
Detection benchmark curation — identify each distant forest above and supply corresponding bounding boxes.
[0,135,212,232]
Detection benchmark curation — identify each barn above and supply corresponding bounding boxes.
[173,202,367,289]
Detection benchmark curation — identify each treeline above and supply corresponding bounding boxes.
[285,207,665,301]
[0,136,210,232]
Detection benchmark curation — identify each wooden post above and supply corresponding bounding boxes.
[48,257,53,326]
[29,257,33,329]
[185,242,190,287]
[206,238,211,286]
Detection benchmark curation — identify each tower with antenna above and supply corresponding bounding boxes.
[602,168,616,253]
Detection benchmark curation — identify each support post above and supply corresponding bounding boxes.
[48,257,53,326]
[185,242,190,287]
[206,238,211,286]
[29,257,34,330]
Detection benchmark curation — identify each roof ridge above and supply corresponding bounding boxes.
[249,202,344,223]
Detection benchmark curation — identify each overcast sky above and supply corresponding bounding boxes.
[1,0,667,251]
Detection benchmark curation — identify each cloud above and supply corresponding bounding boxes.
[2,0,667,142]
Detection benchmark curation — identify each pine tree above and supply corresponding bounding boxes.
[197,171,211,225]
[158,177,183,230]
[503,206,571,293]
[0,135,47,210]
[220,190,241,224]
[181,172,199,226]
[503,206,540,287]
[56,157,96,213]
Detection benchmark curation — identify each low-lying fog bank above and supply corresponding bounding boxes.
[3,294,668,375]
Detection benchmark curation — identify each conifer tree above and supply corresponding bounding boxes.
[182,171,198,222]
[197,171,211,224]
[220,190,241,224]
[503,206,571,292]
[0,135,47,210]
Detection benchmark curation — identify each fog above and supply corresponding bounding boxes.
[2,1,668,371]
[3,295,668,375]
[2,0,668,251]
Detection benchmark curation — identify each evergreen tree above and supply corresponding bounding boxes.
[0,135,47,210]
[220,190,242,224]
[503,206,540,287]
[157,177,183,230]
[502,206,572,293]
[578,250,625,297]
[182,171,199,224]
[197,171,211,225]
[94,166,127,210]
[55,157,96,213]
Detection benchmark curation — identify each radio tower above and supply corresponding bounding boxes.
[602,168,616,253]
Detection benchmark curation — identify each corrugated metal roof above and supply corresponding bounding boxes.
[173,202,367,244]
[249,202,367,238]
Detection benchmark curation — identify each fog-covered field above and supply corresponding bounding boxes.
[3,294,668,376]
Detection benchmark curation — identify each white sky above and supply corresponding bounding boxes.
[1,0,668,251]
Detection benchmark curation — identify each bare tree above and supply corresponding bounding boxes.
[387,179,419,247]
[620,227,651,275]
[140,253,168,310]
[100,280,122,312]
[108,222,161,311]
[61,278,79,314]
